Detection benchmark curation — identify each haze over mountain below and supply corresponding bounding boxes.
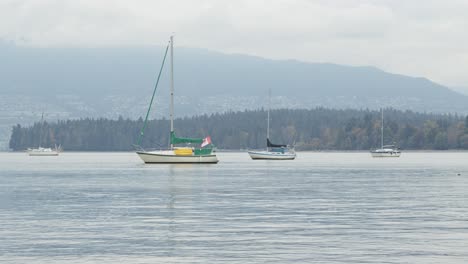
[1,41,467,149]
[451,86,468,96]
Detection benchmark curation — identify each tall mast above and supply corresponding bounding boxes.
[267,89,271,140]
[170,35,174,149]
[381,108,384,149]
[39,112,44,148]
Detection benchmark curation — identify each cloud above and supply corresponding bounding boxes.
[1,0,468,87]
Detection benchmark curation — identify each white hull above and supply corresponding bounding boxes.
[28,152,59,156]
[28,148,60,156]
[248,150,296,160]
[137,150,218,164]
[371,151,401,158]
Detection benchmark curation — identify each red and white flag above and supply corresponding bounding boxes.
[201,136,212,147]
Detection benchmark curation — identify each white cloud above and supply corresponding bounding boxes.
[1,0,468,87]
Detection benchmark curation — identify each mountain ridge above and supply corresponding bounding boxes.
[1,41,464,102]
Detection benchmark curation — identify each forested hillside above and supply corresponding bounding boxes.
[9,108,468,151]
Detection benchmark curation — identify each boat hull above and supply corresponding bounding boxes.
[28,152,59,156]
[136,150,218,164]
[370,151,401,158]
[248,150,296,160]
[27,148,60,156]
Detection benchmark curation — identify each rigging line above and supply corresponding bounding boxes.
[137,43,170,146]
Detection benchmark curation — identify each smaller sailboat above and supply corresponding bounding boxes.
[370,108,401,158]
[28,146,60,156]
[28,113,60,156]
[248,90,296,160]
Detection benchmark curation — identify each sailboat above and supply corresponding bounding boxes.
[248,90,296,160]
[27,113,60,156]
[136,36,218,164]
[370,108,401,158]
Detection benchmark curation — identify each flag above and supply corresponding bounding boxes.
[201,136,212,147]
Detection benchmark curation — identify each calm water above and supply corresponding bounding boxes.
[1,152,468,263]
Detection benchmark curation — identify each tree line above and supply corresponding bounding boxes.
[9,108,468,151]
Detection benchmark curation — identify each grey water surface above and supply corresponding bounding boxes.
[1,152,468,263]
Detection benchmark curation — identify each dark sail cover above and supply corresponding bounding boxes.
[267,138,287,148]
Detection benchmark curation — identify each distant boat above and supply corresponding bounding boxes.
[28,113,60,156]
[248,90,296,160]
[370,108,401,158]
[136,36,218,164]
[28,146,60,156]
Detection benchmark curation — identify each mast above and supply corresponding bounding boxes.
[267,89,271,141]
[381,108,384,149]
[39,112,44,148]
[170,35,174,150]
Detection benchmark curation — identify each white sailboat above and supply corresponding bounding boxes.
[248,90,296,160]
[136,36,218,164]
[28,146,60,156]
[28,113,60,156]
[370,108,401,158]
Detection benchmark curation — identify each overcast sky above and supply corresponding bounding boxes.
[2,0,468,88]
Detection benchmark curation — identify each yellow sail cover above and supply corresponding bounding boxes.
[174,148,193,156]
